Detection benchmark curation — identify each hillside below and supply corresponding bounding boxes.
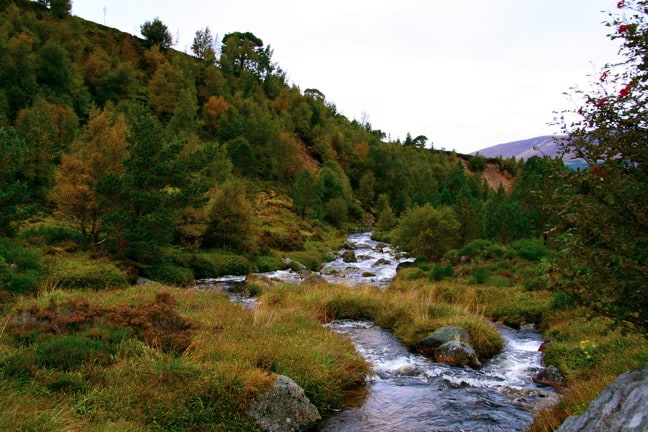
[2,0,551,282]
[473,135,587,169]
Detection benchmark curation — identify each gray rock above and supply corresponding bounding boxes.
[538,337,556,352]
[532,365,564,387]
[557,367,648,432]
[136,277,155,285]
[302,272,327,286]
[372,258,391,267]
[434,340,482,368]
[341,250,357,263]
[418,326,471,357]
[247,375,321,432]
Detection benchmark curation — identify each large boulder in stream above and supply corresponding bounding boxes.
[557,367,648,432]
[434,340,482,368]
[247,375,321,432]
[418,326,471,357]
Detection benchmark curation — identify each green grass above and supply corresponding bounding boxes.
[0,284,369,430]
[262,282,504,360]
[44,255,129,290]
[393,250,648,432]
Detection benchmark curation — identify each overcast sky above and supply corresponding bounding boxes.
[72,0,622,154]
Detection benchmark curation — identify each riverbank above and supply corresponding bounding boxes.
[390,247,648,431]
[1,233,646,431]
[0,283,369,430]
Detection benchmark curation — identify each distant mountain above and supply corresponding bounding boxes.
[472,135,587,170]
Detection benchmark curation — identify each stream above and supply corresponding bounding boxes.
[196,232,558,431]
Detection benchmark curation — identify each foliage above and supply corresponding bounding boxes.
[292,170,321,219]
[0,128,32,235]
[393,204,459,259]
[50,107,129,245]
[510,238,548,261]
[220,31,274,79]
[192,26,218,63]
[140,17,173,49]
[46,256,128,290]
[554,0,648,333]
[0,239,41,295]
[202,180,258,253]
[468,154,487,171]
[0,285,368,430]
[183,250,252,277]
[146,261,194,286]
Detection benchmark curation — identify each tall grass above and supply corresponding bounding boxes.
[0,284,368,430]
[261,282,504,359]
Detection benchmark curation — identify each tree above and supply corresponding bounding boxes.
[16,99,78,196]
[393,204,460,259]
[37,0,71,18]
[98,105,188,263]
[140,18,173,50]
[49,107,128,245]
[292,170,321,218]
[192,27,217,63]
[147,61,187,121]
[0,128,31,235]
[220,32,274,79]
[202,180,258,253]
[553,0,648,332]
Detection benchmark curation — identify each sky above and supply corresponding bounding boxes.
[71,0,622,154]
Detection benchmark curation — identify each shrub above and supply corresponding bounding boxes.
[471,267,490,284]
[403,268,425,280]
[254,255,283,273]
[0,256,40,295]
[469,155,487,171]
[47,257,128,290]
[524,276,547,291]
[33,334,110,371]
[551,290,578,310]
[285,251,323,271]
[324,198,348,227]
[393,204,460,260]
[429,264,454,281]
[484,243,507,259]
[0,241,42,294]
[511,239,548,261]
[20,225,84,247]
[443,249,460,265]
[186,251,252,278]
[459,239,494,260]
[147,262,194,286]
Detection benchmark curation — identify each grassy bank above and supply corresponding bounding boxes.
[391,249,648,432]
[0,284,368,431]
[260,282,504,359]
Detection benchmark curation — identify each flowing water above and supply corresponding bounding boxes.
[319,320,557,432]
[264,231,415,287]
[195,232,558,431]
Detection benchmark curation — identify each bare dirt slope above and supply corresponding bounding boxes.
[460,159,514,192]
